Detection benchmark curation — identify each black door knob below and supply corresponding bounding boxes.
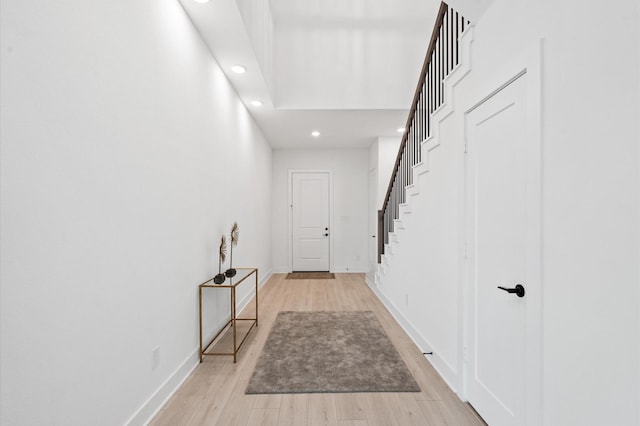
[324,233,329,236]
[497,284,525,298]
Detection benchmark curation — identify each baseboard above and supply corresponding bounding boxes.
[332,268,369,273]
[362,27,475,402]
[127,269,273,425]
[260,269,273,287]
[366,281,428,349]
[236,269,272,314]
[125,348,199,426]
[364,272,376,287]
[365,280,461,397]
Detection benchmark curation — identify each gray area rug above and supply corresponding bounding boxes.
[246,311,421,394]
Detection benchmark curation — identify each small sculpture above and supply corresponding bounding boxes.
[214,235,227,284]
[225,222,239,277]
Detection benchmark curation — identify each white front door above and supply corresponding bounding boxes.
[291,172,330,271]
[465,74,540,426]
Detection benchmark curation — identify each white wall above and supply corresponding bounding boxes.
[0,1,272,425]
[272,149,369,273]
[368,136,401,208]
[273,1,440,109]
[467,1,639,424]
[445,0,495,22]
[367,137,401,282]
[236,0,275,91]
[375,137,402,208]
[374,0,640,424]
[374,116,463,392]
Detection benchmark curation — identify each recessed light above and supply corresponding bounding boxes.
[231,65,247,74]
[193,0,209,3]
[397,127,405,133]
[311,131,320,137]
[251,100,263,107]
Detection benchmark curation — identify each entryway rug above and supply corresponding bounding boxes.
[245,311,420,394]
[285,272,335,279]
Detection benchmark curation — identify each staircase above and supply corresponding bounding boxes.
[369,1,474,392]
[377,2,470,275]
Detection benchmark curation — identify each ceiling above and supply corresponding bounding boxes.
[178,0,441,149]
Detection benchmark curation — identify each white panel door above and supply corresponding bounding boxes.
[465,75,539,426]
[292,172,330,271]
[369,168,377,274]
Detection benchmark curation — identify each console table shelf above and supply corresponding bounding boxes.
[198,267,258,363]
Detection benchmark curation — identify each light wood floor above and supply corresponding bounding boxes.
[151,273,486,426]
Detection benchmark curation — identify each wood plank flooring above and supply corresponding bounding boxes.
[151,273,486,426]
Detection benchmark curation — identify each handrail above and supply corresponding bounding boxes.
[378,2,469,260]
[381,2,448,211]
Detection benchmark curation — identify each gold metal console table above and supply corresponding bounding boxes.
[198,268,258,363]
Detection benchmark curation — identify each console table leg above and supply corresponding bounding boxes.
[199,286,203,363]
[255,269,259,327]
[232,286,237,363]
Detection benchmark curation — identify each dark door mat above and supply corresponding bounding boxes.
[286,272,335,279]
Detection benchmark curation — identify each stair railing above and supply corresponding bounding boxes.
[378,2,469,262]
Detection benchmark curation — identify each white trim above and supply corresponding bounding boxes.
[287,169,334,272]
[364,273,376,288]
[125,349,198,426]
[461,39,543,426]
[368,167,378,278]
[126,270,273,425]
[236,269,272,314]
[366,279,462,398]
[372,25,476,398]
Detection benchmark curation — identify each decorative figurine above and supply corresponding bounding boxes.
[225,222,239,278]
[214,235,227,284]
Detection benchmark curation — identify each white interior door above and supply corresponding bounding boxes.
[369,168,377,275]
[465,74,540,426]
[292,172,330,271]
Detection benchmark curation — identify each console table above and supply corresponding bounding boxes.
[198,267,258,363]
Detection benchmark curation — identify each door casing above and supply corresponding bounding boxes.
[461,40,543,426]
[368,168,378,277]
[288,169,333,272]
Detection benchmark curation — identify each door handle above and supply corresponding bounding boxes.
[324,233,329,237]
[497,284,525,298]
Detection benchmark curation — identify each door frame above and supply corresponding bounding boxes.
[287,169,333,272]
[368,167,378,281]
[461,40,542,425]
